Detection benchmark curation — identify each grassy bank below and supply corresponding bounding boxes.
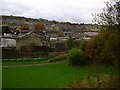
[2,61,119,88]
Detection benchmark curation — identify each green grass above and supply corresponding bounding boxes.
[2,61,119,88]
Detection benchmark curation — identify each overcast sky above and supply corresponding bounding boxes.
[1,0,109,23]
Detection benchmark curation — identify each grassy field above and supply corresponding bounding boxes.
[2,61,119,88]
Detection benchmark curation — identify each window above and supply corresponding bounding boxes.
[65,33,67,36]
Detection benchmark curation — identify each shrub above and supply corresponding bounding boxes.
[68,77,94,88]
[2,25,11,34]
[80,40,87,51]
[49,53,67,62]
[68,48,88,66]
[67,35,74,50]
[85,35,105,63]
[99,75,120,88]
[69,75,120,88]
[102,31,119,65]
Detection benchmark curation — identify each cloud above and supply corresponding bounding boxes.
[1,0,109,23]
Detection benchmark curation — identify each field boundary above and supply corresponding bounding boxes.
[0,55,58,63]
[1,60,65,67]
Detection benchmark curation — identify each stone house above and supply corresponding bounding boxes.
[16,32,50,52]
[84,24,100,31]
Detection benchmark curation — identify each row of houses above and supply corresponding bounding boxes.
[0,29,99,49]
[1,15,100,52]
[1,15,100,32]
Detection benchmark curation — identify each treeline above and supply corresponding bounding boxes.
[67,0,120,66]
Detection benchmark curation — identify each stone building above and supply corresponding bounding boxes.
[16,32,50,52]
[84,24,100,31]
[19,30,60,38]
[0,37,16,47]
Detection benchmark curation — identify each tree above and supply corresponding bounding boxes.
[2,25,11,34]
[91,0,120,64]
[20,25,29,30]
[85,1,120,86]
[80,40,87,51]
[51,20,58,24]
[67,35,74,50]
[85,35,105,63]
[51,25,58,30]
[34,24,46,30]
[93,0,120,26]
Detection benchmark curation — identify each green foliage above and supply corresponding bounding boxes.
[85,29,119,64]
[85,26,120,64]
[101,29,119,64]
[2,25,11,34]
[73,41,80,48]
[3,62,119,88]
[88,0,120,65]
[67,35,74,50]
[68,48,88,66]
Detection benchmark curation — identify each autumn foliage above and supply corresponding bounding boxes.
[85,35,105,63]
[85,0,120,64]
[85,38,95,60]
[34,24,46,30]
[85,29,119,64]
[20,25,29,30]
[49,53,68,62]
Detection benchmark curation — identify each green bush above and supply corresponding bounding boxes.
[68,48,88,66]
[2,25,11,34]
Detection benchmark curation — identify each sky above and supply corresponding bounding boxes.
[1,0,109,23]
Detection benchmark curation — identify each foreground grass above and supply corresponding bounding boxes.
[2,61,119,88]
